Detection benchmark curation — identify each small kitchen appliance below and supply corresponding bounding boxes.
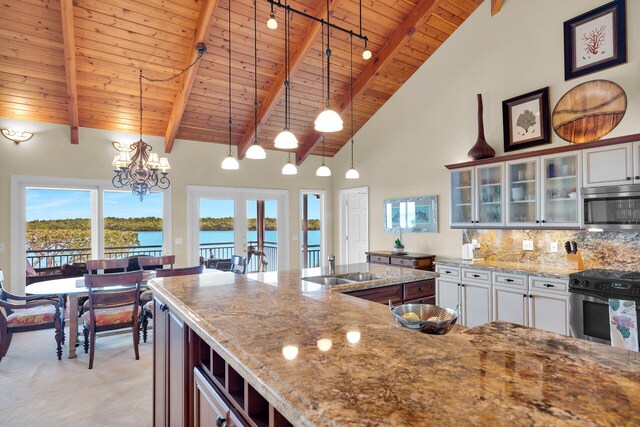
[461,243,474,260]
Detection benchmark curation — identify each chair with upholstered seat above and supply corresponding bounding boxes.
[140,264,204,343]
[0,270,64,362]
[230,255,247,275]
[82,270,143,369]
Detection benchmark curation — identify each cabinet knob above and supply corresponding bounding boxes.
[418,287,424,292]
[541,220,546,224]
[159,304,168,312]
[529,294,533,298]
[216,416,227,427]
[535,220,539,224]
[627,177,632,181]
[523,294,527,298]
[461,284,465,287]
[635,176,640,180]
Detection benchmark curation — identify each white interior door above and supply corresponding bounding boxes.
[341,187,369,264]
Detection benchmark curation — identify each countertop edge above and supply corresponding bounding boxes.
[435,258,574,279]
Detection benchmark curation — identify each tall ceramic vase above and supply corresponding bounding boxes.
[467,94,496,160]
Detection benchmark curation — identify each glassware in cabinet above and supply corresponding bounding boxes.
[450,168,474,226]
[475,164,504,225]
[506,159,539,225]
[541,152,581,226]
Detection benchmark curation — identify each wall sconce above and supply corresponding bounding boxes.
[2,129,33,144]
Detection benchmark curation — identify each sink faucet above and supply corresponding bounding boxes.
[328,254,335,276]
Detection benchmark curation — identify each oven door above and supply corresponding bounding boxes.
[570,291,640,347]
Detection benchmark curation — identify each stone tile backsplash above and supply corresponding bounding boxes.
[464,229,640,271]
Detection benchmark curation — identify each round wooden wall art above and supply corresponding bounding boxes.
[552,80,626,144]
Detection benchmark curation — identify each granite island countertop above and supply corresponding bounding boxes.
[148,264,640,426]
[435,257,578,279]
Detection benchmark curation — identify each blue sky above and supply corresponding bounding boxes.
[26,189,162,221]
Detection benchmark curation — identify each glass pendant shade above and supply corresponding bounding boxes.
[345,167,360,179]
[267,15,278,29]
[221,154,239,170]
[274,129,298,149]
[315,164,332,177]
[246,143,267,160]
[281,160,298,175]
[362,49,372,60]
[314,108,343,133]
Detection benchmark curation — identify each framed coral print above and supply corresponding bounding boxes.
[502,87,551,152]
[563,0,627,80]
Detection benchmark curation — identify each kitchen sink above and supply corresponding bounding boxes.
[301,272,384,286]
[300,276,353,286]
[334,272,384,282]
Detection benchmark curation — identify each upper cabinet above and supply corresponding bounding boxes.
[541,152,581,227]
[450,165,504,228]
[583,143,635,187]
[506,158,539,227]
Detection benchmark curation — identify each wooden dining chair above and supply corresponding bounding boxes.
[0,270,64,362]
[137,255,175,270]
[230,255,247,275]
[86,258,130,274]
[140,264,204,343]
[82,270,143,369]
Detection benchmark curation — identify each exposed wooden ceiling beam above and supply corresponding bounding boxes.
[491,0,504,16]
[60,0,79,145]
[296,0,441,165]
[163,0,219,153]
[237,0,343,159]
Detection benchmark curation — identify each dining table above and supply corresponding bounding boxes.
[25,269,223,358]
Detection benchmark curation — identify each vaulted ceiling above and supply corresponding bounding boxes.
[0,0,483,164]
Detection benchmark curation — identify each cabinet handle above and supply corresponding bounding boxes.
[472,274,480,278]
[505,279,514,283]
[461,284,465,287]
[529,294,533,298]
[635,176,640,180]
[626,177,632,181]
[523,294,527,298]
[542,283,555,288]
[159,304,168,312]
[418,287,424,292]
[541,220,546,224]
[445,270,452,274]
[535,220,539,224]
[216,416,227,427]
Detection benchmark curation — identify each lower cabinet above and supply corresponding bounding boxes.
[193,368,242,427]
[528,290,570,336]
[493,286,528,326]
[435,279,460,311]
[345,279,435,305]
[461,282,492,328]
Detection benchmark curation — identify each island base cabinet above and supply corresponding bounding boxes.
[153,299,168,427]
[492,286,528,326]
[461,283,491,328]
[528,291,569,336]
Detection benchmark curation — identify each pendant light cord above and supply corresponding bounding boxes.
[285,3,290,130]
[321,23,325,110]
[350,34,354,169]
[254,0,259,144]
[325,0,331,106]
[228,0,233,155]
[139,69,143,142]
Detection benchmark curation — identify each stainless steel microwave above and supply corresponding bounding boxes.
[582,184,640,230]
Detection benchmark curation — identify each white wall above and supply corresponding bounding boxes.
[0,119,334,293]
[332,0,640,260]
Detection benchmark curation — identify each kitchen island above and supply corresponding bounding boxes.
[148,263,640,426]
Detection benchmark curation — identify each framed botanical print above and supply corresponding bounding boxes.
[502,87,551,152]
[563,0,627,80]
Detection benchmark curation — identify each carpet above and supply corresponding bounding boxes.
[0,328,152,426]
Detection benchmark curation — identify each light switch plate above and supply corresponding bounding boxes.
[523,240,534,251]
[472,239,479,248]
[550,242,558,253]
[175,237,183,245]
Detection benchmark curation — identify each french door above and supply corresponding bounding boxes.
[187,186,289,272]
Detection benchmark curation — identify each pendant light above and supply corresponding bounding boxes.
[221,1,239,170]
[314,3,343,133]
[346,35,359,179]
[360,0,371,60]
[281,152,298,175]
[274,6,298,149]
[246,0,267,160]
[267,2,278,29]
[315,136,331,177]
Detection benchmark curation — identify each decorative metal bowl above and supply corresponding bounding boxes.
[389,302,459,335]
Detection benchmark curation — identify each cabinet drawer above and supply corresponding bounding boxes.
[390,257,416,268]
[462,268,491,284]
[404,296,436,306]
[436,265,460,278]
[403,279,435,301]
[346,284,402,304]
[529,276,568,294]
[368,255,390,264]
[492,272,527,289]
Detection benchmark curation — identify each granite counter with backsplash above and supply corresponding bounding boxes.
[148,266,640,426]
[435,258,576,279]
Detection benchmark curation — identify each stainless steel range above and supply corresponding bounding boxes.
[569,269,640,346]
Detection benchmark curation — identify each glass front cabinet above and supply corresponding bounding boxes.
[450,165,505,228]
[541,152,581,227]
[506,158,539,227]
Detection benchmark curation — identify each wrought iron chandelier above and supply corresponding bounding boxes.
[112,44,207,201]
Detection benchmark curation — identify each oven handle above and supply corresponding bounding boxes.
[568,288,611,302]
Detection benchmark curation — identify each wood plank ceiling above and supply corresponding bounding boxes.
[0,0,482,164]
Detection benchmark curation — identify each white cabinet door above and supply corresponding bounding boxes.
[436,279,460,312]
[634,141,640,184]
[492,285,528,326]
[461,282,491,328]
[528,291,569,336]
[541,152,581,227]
[506,158,539,227]
[475,164,505,227]
[450,168,475,228]
[583,143,633,187]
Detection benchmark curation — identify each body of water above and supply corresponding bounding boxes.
[138,230,321,246]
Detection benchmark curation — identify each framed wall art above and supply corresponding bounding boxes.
[383,196,438,233]
[563,0,627,80]
[502,87,551,152]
